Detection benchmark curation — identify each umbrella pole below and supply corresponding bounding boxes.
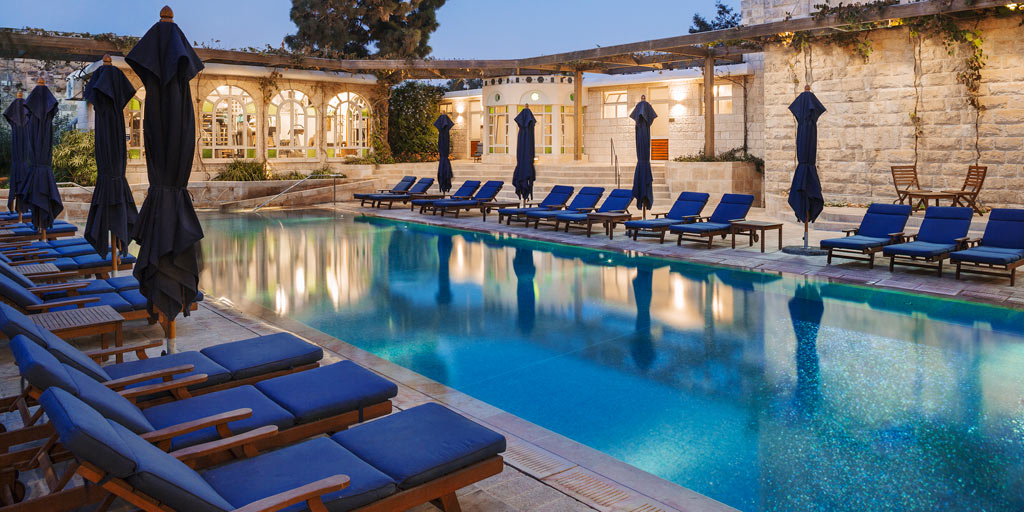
[110,232,119,273]
[803,206,809,249]
[642,206,647,220]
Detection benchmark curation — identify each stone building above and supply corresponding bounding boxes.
[745,0,1024,213]
[67,57,378,183]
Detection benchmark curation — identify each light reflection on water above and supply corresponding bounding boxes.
[199,209,1024,512]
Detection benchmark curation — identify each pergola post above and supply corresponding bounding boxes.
[573,69,583,161]
[703,55,715,157]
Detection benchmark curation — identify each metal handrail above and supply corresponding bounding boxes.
[610,138,620,189]
[55,181,92,192]
[251,173,345,212]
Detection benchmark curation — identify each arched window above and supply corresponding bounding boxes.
[125,89,144,160]
[326,92,370,158]
[200,85,257,160]
[268,89,317,159]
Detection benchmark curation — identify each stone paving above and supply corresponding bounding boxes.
[340,202,1024,310]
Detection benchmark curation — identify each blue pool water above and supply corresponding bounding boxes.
[199,209,1024,511]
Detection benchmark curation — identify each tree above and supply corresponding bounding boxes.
[388,81,446,161]
[689,1,741,33]
[285,0,447,158]
[444,78,483,91]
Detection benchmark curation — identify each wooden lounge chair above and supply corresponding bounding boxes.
[623,192,710,243]
[432,180,504,217]
[891,165,925,206]
[410,180,481,213]
[549,189,633,232]
[363,177,435,209]
[527,187,605,229]
[950,208,1024,285]
[0,302,323,410]
[820,204,912,268]
[943,165,987,216]
[0,336,394,487]
[354,176,415,206]
[882,206,973,276]
[33,388,504,512]
[670,194,755,249]
[496,185,575,225]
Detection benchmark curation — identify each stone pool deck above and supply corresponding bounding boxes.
[1,297,724,512]
[338,202,1024,310]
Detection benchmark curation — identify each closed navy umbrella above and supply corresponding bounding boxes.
[788,87,826,249]
[630,97,657,216]
[24,79,62,233]
[434,114,454,194]
[84,57,139,262]
[3,93,29,215]
[126,7,204,322]
[512,107,536,203]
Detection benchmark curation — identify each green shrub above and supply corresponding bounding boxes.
[673,147,764,174]
[214,159,270,181]
[52,130,98,186]
[387,81,445,162]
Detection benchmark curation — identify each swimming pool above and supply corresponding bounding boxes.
[199,209,1024,511]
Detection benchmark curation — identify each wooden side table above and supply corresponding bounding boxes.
[479,201,520,222]
[31,305,126,362]
[15,262,61,276]
[731,221,783,253]
[585,212,634,239]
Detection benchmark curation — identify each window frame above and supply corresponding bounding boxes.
[199,85,258,161]
[267,89,319,160]
[602,90,628,119]
[325,92,371,160]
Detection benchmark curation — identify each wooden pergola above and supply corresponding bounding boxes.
[0,0,1004,160]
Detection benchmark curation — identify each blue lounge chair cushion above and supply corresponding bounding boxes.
[916,206,973,244]
[55,244,96,257]
[624,218,686,230]
[708,194,755,224]
[596,189,633,213]
[979,208,1024,250]
[116,289,148,309]
[856,204,912,239]
[333,402,506,489]
[564,186,604,211]
[49,292,133,313]
[552,212,588,222]
[433,198,477,207]
[47,237,88,248]
[500,206,552,216]
[53,257,79,270]
[355,176,415,199]
[0,273,43,307]
[882,241,956,258]
[950,246,1024,265]
[665,192,711,220]
[255,361,398,424]
[143,385,295,451]
[73,252,136,268]
[820,234,891,251]
[103,351,232,390]
[200,332,323,380]
[203,437,396,512]
[0,261,37,289]
[0,304,113,381]
[498,185,574,216]
[11,336,154,433]
[78,279,117,295]
[670,221,733,234]
[106,276,140,290]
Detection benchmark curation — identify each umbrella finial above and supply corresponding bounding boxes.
[36,77,45,86]
[804,85,811,92]
[160,5,174,22]
[102,54,112,65]
[641,94,646,101]
[16,91,22,98]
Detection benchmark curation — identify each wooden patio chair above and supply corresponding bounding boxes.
[943,165,987,216]
[891,165,925,205]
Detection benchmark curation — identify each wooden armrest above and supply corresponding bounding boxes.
[0,242,31,249]
[651,212,668,218]
[85,339,162,362]
[8,258,56,265]
[842,228,859,236]
[904,233,919,241]
[965,237,982,247]
[170,425,278,463]
[25,296,100,311]
[119,374,208,401]
[888,232,904,242]
[4,249,46,257]
[141,408,253,446]
[575,207,596,213]
[954,236,971,249]
[728,218,746,223]
[104,364,195,390]
[28,271,77,282]
[232,475,350,512]
[28,282,89,295]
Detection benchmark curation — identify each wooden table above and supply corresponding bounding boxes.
[15,262,61,276]
[31,305,125,362]
[479,201,520,222]
[731,221,783,253]
[585,212,635,239]
[905,190,957,213]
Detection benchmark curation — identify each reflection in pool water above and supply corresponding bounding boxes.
[199,209,1024,512]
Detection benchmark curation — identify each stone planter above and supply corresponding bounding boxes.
[664,161,763,208]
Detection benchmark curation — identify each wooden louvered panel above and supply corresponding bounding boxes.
[651,139,669,160]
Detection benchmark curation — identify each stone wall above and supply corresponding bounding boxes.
[759,17,1024,214]
[665,161,764,208]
